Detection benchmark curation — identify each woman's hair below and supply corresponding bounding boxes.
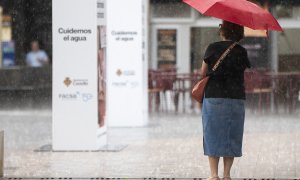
[219,21,244,41]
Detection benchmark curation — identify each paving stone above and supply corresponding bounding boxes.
[0,110,300,178]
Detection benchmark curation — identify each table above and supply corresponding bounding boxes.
[148,72,201,112]
[171,73,200,112]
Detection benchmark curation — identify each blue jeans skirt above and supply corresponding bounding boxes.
[202,97,245,157]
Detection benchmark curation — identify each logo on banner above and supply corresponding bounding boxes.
[82,93,93,102]
[116,69,135,77]
[58,92,93,102]
[64,77,72,87]
[73,79,89,86]
[58,93,78,100]
[112,81,139,88]
[63,77,89,87]
[114,69,138,88]
[116,69,122,76]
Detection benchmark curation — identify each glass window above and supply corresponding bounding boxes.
[292,6,300,19]
[190,27,219,71]
[276,5,293,18]
[278,29,300,55]
[151,2,191,18]
[278,29,300,71]
[275,5,300,19]
[157,29,177,69]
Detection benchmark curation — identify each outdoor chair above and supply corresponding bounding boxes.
[244,70,275,114]
[148,68,177,112]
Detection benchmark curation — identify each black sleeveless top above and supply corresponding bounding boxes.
[203,41,251,100]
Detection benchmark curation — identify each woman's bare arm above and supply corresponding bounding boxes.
[200,61,208,79]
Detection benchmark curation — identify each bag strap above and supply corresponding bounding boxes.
[212,41,239,72]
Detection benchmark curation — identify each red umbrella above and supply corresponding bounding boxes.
[183,0,283,32]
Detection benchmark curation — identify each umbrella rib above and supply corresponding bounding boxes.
[204,1,252,23]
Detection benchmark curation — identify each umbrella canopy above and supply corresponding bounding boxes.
[183,0,283,32]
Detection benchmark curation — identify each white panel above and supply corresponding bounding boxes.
[107,0,148,127]
[0,131,3,177]
[142,0,149,124]
[53,0,99,150]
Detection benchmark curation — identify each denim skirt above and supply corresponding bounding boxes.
[202,97,245,157]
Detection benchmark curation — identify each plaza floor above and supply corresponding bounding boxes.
[1,109,300,179]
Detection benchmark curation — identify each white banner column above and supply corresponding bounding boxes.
[106,0,149,127]
[52,0,107,151]
[0,131,3,177]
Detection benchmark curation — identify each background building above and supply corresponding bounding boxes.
[0,0,298,72]
[150,0,300,73]
[0,0,298,110]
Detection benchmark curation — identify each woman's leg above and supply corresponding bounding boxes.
[223,157,234,179]
[208,156,220,178]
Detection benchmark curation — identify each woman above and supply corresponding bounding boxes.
[200,20,251,180]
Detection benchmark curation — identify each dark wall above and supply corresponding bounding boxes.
[270,0,300,6]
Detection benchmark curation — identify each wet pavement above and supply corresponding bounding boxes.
[1,109,300,179]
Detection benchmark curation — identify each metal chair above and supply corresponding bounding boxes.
[148,68,177,112]
[244,70,274,114]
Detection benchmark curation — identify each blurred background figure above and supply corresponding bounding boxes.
[25,40,49,67]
